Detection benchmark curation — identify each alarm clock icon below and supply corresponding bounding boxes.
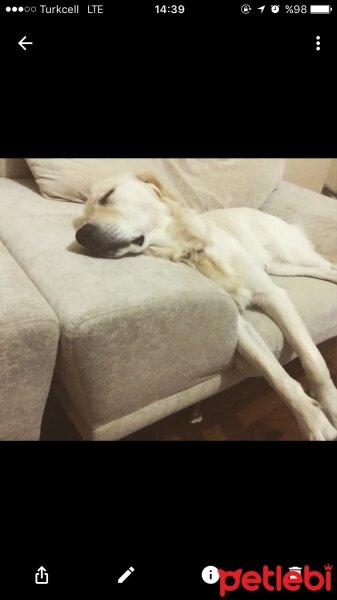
[241,4,252,14]
[271,5,280,12]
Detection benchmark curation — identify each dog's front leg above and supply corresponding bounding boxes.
[253,283,337,430]
[236,315,337,441]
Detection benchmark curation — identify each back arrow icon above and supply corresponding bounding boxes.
[19,36,33,50]
[257,5,265,11]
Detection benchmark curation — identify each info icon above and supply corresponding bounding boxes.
[202,566,220,584]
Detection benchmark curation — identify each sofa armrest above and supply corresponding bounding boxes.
[0,241,59,440]
[261,181,337,261]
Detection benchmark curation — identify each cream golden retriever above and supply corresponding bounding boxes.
[74,172,337,440]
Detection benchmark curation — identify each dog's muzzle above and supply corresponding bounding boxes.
[75,224,144,254]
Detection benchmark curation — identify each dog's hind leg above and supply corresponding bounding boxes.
[236,315,337,440]
[266,261,337,284]
[253,282,337,429]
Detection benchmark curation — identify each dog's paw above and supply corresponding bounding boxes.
[302,405,337,441]
[315,386,337,429]
[308,408,337,442]
[309,382,337,421]
[322,406,337,430]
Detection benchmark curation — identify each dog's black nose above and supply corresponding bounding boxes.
[76,223,95,246]
[133,235,145,246]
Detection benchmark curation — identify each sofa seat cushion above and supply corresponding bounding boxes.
[0,240,59,440]
[0,179,238,431]
[243,275,337,370]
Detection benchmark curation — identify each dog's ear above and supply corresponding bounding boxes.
[136,171,165,198]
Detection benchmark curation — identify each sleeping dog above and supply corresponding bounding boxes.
[74,171,337,440]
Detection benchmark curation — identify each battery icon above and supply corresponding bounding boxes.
[310,5,332,13]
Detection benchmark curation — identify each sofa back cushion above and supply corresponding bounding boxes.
[158,159,284,211]
[25,158,284,210]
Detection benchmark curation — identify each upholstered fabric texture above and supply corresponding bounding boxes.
[25,158,285,211]
[0,239,59,440]
[52,368,246,440]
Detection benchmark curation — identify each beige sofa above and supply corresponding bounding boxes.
[0,158,336,440]
[0,233,59,439]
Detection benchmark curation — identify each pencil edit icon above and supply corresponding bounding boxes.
[118,566,135,583]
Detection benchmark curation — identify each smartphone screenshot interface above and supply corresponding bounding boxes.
[0,1,336,596]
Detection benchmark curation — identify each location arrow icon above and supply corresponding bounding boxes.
[18,36,33,50]
[257,5,265,12]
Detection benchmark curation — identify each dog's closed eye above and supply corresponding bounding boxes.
[99,188,115,206]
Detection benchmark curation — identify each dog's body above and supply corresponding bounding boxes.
[74,172,337,440]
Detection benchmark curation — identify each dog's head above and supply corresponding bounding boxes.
[73,172,171,257]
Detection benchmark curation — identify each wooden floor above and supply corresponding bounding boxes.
[124,337,337,441]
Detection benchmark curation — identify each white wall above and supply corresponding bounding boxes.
[284,159,332,193]
[326,159,337,192]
